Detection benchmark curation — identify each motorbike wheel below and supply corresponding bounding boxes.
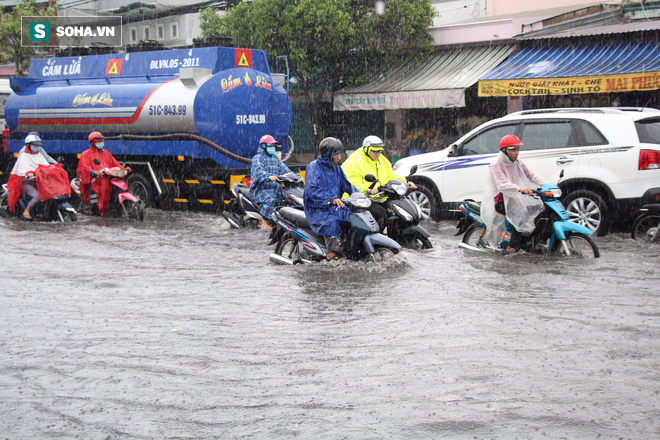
[57,210,78,222]
[553,232,599,258]
[276,237,311,264]
[402,232,432,250]
[631,213,660,242]
[462,224,489,249]
[222,210,246,229]
[121,200,144,221]
[0,193,10,218]
[366,246,398,263]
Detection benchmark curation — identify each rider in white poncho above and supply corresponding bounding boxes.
[481,135,546,254]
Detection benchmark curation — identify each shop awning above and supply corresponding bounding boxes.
[479,41,660,97]
[333,45,517,111]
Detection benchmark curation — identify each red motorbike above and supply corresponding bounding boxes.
[70,162,144,221]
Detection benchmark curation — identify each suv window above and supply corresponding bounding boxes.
[576,120,607,146]
[459,123,518,156]
[636,118,660,145]
[518,121,575,150]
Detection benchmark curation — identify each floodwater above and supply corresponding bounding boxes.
[1,210,659,440]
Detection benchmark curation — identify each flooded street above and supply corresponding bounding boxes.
[1,210,659,439]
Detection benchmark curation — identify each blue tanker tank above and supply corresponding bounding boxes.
[3,46,293,208]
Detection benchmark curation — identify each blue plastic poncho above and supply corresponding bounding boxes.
[303,154,357,237]
[249,147,293,220]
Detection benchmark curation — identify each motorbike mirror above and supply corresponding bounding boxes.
[409,165,418,176]
[365,174,379,189]
[93,159,101,166]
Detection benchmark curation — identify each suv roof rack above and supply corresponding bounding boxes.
[511,107,659,117]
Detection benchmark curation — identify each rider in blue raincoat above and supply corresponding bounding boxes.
[249,135,294,229]
[303,137,358,260]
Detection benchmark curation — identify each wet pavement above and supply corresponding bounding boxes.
[1,210,659,439]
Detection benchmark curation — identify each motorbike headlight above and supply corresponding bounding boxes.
[543,188,562,198]
[412,200,423,218]
[392,181,407,196]
[392,203,414,222]
[353,198,372,209]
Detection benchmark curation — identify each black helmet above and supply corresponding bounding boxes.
[319,137,343,159]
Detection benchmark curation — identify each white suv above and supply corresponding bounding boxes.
[394,107,660,235]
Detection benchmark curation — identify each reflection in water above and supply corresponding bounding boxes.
[0,211,659,439]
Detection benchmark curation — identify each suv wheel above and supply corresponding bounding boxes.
[563,189,609,236]
[409,183,438,221]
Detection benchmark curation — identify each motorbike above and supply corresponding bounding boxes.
[70,159,144,221]
[0,180,78,222]
[268,191,402,265]
[455,182,600,258]
[631,203,660,242]
[222,172,304,229]
[366,167,432,250]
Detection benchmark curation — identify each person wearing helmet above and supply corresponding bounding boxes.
[341,135,416,229]
[76,132,131,216]
[481,134,546,254]
[249,135,295,230]
[7,134,57,220]
[303,137,358,260]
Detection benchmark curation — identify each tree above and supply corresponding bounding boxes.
[200,0,435,153]
[0,0,58,76]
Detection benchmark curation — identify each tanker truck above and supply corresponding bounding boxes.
[1,46,293,209]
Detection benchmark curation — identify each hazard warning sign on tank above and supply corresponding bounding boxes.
[106,59,123,75]
[235,49,252,68]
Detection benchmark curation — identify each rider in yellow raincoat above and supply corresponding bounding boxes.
[342,135,416,229]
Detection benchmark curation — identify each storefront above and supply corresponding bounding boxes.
[479,40,660,112]
[333,45,516,155]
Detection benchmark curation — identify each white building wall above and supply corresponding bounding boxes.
[486,0,626,17]
[432,0,487,26]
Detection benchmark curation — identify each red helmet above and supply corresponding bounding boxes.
[88,131,104,143]
[499,135,523,151]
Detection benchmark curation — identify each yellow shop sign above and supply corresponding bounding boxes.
[479,72,660,97]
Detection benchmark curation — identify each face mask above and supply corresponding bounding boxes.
[266,146,276,155]
[28,144,40,152]
[95,142,105,149]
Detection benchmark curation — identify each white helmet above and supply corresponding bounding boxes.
[24,134,42,146]
[362,135,384,148]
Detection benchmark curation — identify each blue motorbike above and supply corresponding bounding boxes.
[455,183,599,258]
[269,191,401,264]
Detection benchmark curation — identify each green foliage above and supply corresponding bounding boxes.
[0,0,58,76]
[200,0,435,148]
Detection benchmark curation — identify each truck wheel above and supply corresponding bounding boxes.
[126,172,155,207]
[408,183,438,221]
[563,189,609,236]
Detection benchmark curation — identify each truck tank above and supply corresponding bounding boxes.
[3,46,293,208]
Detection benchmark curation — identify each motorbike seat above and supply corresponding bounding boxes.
[465,200,481,214]
[235,184,251,200]
[280,206,310,228]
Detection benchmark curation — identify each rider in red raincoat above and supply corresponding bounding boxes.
[76,132,131,216]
